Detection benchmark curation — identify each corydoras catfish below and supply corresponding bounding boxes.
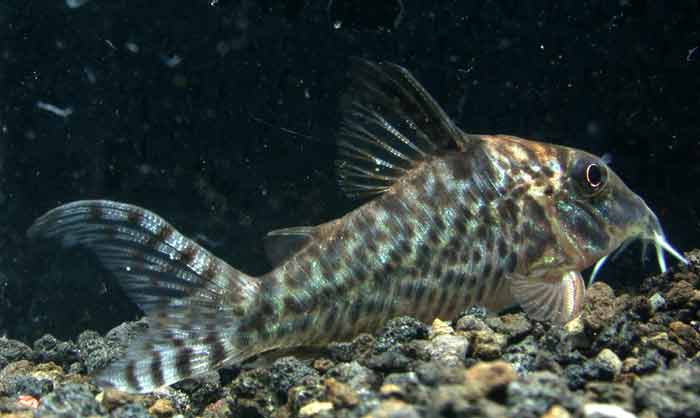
[28,60,688,393]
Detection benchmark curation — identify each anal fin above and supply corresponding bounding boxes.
[509,271,585,324]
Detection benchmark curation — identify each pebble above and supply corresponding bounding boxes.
[327,361,380,397]
[379,383,402,397]
[269,356,319,400]
[365,350,411,372]
[35,383,106,416]
[423,334,469,366]
[112,403,152,418]
[99,388,138,411]
[507,371,580,418]
[664,280,694,308]
[595,349,622,377]
[363,399,420,418]
[0,338,32,363]
[430,318,454,336]
[455,315,491,332]
[542,405,572,418]
[32,334,79,366]
[635,363,700,418]
[324,377,359,408]
[149,398,176,417]
[648,293,666,313]
[299,400,334,417]
[468,330,507,360]
[668,320,700,353]
[373,317,429,354]
[564,316,585,335]
[585,382,634,412]
[464,361,517,397]
[583,403,636,418]
[484,313,532,342]
[582,283,617,332]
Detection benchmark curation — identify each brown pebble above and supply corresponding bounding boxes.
[324,378,359,408]
[379,383,403,398]
[669,321,700,353]
[149,399,176,418]
[464,361,517,397]
[100,389,135,411]
[541,405,572,418]
[665,280,694,308]
[582,282,616,332]
[430,318,454,336]
[621,357,638,374]
[202,398,231,417]
[469,330,507,360]
[312,358,334,374]
[646,333,686,358]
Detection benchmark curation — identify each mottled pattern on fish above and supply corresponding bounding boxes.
[27,60,688,393]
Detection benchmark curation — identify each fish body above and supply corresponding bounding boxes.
[28,60,688,392]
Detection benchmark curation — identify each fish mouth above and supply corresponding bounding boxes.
[587,223,689,287]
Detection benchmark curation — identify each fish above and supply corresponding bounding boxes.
[27,59,689,393]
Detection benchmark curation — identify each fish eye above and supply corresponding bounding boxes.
[572,156,608,197]
[586,164,603,188]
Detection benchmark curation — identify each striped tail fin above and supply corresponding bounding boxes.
[27,200,259,392]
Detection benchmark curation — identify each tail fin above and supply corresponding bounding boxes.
[28,200,259,392]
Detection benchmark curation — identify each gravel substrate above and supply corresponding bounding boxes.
[1,249,699,418]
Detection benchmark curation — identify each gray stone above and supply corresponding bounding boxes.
[327,361,380,397]
[269,356,319,400]
[635,363,700,418]
[0,337,32,363]
[506,371,580,418]
[35,383,106,417]
[424,334,469,366]
[648,293,666,313]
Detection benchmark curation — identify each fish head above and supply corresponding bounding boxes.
[479,134,687,281]
[530,143,687,278]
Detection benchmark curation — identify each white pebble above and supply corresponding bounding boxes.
[583,403,636,418]
[649,293,666,313]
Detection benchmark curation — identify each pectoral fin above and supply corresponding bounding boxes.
[509,270,585,324]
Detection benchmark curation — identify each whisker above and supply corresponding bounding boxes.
[654,233,690,264]
[611,238,633,262]
[588,255,608,287]
[640,240,649,267]
[655,242,667,273]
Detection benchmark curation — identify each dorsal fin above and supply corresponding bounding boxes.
[335,59,466,199]
[264,226,316,266]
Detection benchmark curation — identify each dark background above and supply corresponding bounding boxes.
[0,0,698,342]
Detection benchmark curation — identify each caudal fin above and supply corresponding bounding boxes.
[28,200,259,392]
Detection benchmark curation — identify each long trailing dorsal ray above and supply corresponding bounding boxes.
[27,200,260,392]
[335,59,467,199]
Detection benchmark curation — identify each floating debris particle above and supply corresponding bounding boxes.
[125,42,140,53]
[161,53,182,68]
[36,101,73,118]
[65,0,90,8]
[83,66,96,84]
